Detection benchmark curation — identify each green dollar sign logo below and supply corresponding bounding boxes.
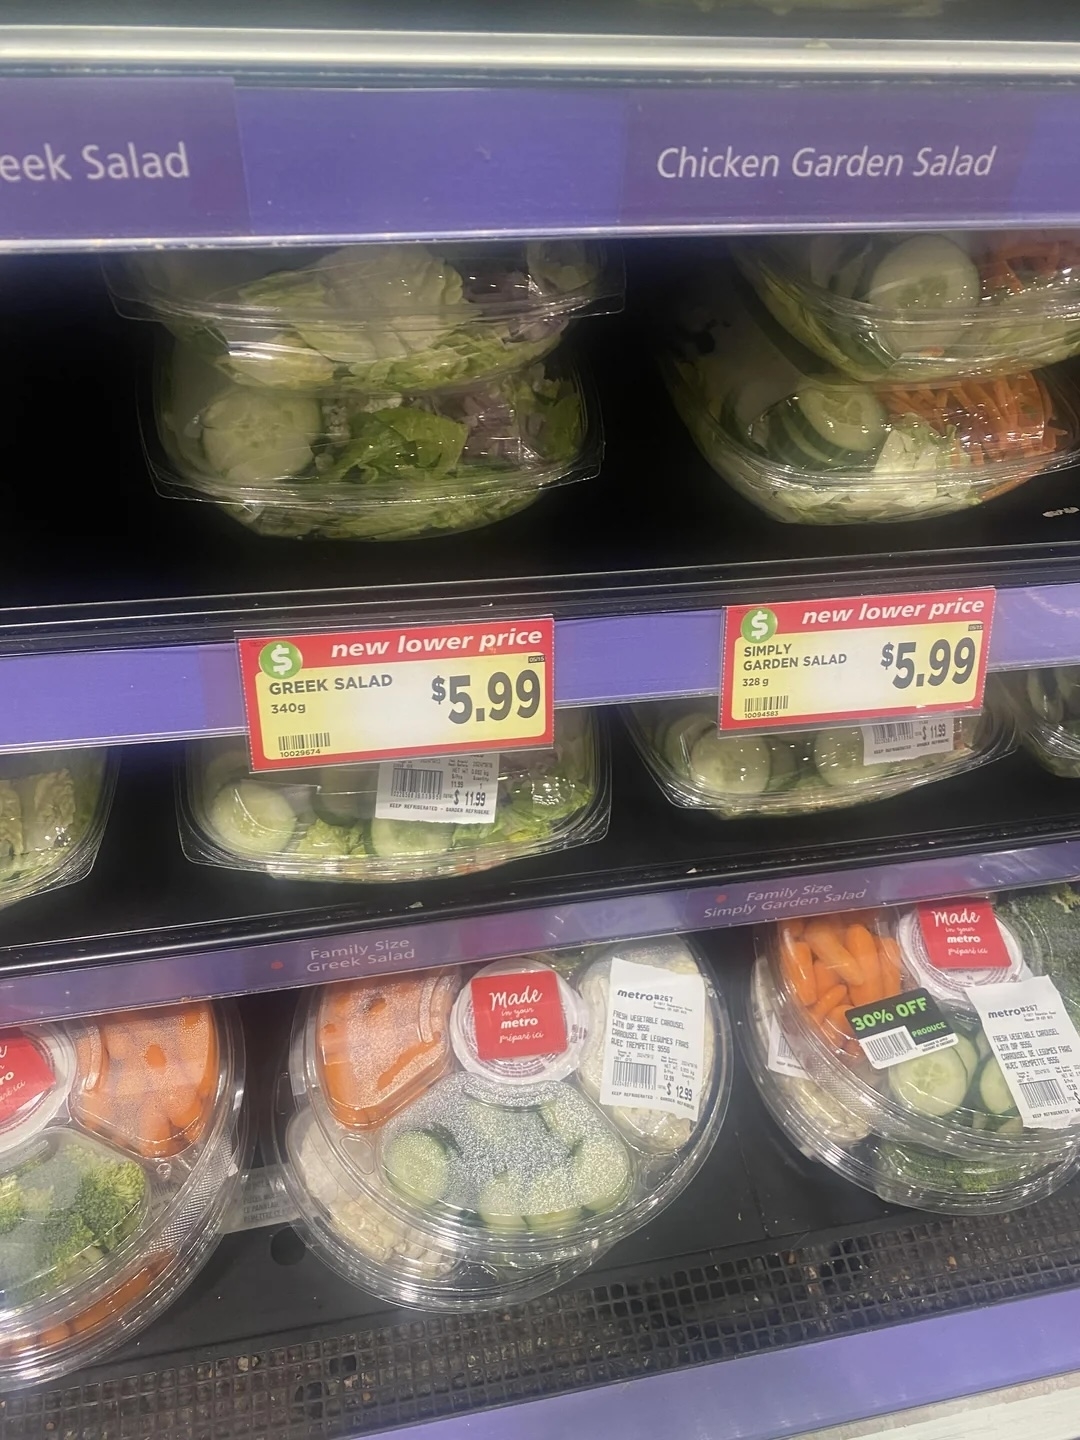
[741,608,777,644]
[259,640,303,679]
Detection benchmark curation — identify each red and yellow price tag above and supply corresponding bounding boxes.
[721,588,995,730]
[238,618,554,771]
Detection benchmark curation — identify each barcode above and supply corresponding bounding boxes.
[870,722,916,744]
[612,1059,657,1091]
[861,1028,917,1064]
[744,695,790,717]
[390,766,444,801]
[776,1029,798,1063]
[1019,1076,1067,1109]
[278,732,331,753]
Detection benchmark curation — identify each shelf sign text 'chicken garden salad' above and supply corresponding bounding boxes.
[237,620,554,771]
[720,588,995,731]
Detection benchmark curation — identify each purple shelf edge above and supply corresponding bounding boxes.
[2,586,1079,752]
[4,836,1078,1023]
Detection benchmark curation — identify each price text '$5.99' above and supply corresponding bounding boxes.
[880,637,978,692]
[431,669,543,726]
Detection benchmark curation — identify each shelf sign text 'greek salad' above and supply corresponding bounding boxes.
[720,588,995,731]
[237,620,554,771]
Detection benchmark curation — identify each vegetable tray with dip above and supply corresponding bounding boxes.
[763,902,1080,1163]
[734,231,1080,382]
[625,698,1010,818]
[661,276,1080,525]
[274,938,730,1309]
[146,339,600,542]
[181,711,607,883]
[0,1001,246,1389]
[741,953,1080,1215]
[108,241,621,395]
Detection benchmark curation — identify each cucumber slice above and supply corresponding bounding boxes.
[368,819,455,857]
[573,1132,632,1215]
[207,780,297,857]
[975,1031,992,1061]
[539,1092,589,1149]
[384,1131,451,1208]
[524,1167,583,1233]
[201,388,322,485]
[477,1173,529,1232]
[813,728,880,788]
[688,732,772,797]
[953,1034,980,1084]
[995,1116,1025,1137]
[888,1045,970,1119]
[864,236,981,354]
[977,1056,1017,1116]
[782,397,876,466]
[660,713,715,777]
[764,739,801,793]
[795,381,887,455]
[313,768,373,826]
[827,237,877,299]
[768,400,849,468]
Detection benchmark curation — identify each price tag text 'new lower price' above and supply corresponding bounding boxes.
[721,588,995,730]
[238,619,554,770]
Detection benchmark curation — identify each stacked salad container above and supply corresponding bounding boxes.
[0,748,115,912]
[741,897,1080,1214]
[273,936,732,1309]
[180,710,608,884]
[662,233,1080,524]
[0,1000,246,1388]
[1006,666,1080,778]
[624,696,1012,819]
[109,242,620,540]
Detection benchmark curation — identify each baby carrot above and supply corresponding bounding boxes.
[780,935,817,1007]
[813,957,846,995]
[825,1004,855,1039]
[809,983,847,1023]
[846,924,882,1004]
[877,936,903,996]
[803,920,865,988]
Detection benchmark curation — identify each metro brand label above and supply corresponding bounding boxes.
[470,971,567,1061]
[721,588,995,730]
[917,899,1012,971]
[237,619,554,771]
[0,1031,54,1125]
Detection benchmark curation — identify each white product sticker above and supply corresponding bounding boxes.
[766,1011,810,1079]
[861,715,955,765]
[224,1167,300,1234]
[375,752,500,824]
[965,977,1080,1130]
[599,958,706,1122]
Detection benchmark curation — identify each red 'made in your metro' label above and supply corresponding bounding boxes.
[917,899,1012,971]
[470,970,568,1061]
[0,1031,55,1126]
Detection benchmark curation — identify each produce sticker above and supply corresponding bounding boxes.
[237,619,554,771]
[720,588,995,731]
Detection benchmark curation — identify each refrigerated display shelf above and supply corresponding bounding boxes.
[7,982,1080,1440]
[8,254,1080,748]
[5,732,1080,1022]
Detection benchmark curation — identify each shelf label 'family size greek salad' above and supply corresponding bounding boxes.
[598,959,706,1122]
[720,588,994,730]
[237,620,554,771]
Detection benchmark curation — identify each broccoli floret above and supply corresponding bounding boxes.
[35,1206,98,1284]
[74,1160,146,1249]
[0,1175,25,1235]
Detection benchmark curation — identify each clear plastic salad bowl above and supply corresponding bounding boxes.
[625,698,1010,818]
[0,748,116,912]
[0,1001,246,1389]
[661,276,1080,525]
[1006,667,1080,780]
[181,711,608,883]
[734,231,1080,383]
[279,936,730,1295]
[742,956,1079,1215]
[763,902,1080,1161]
[146,338,600,542]
[109,241,622,394]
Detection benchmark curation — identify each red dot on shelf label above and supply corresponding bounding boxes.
[270,961,284,971]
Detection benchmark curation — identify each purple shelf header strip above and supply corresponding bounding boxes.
[2,77,1080,243]
[389,1285,1080,1440]
[1,586,1079,751]
[4,837,1078,1023]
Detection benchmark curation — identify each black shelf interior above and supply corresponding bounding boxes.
[2,722,1080,976]
[5,248,1080,651]
[7,955,1080,1440]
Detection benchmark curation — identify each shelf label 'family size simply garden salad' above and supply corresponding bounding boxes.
[237,619,554,771]
[720,588,994,730]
